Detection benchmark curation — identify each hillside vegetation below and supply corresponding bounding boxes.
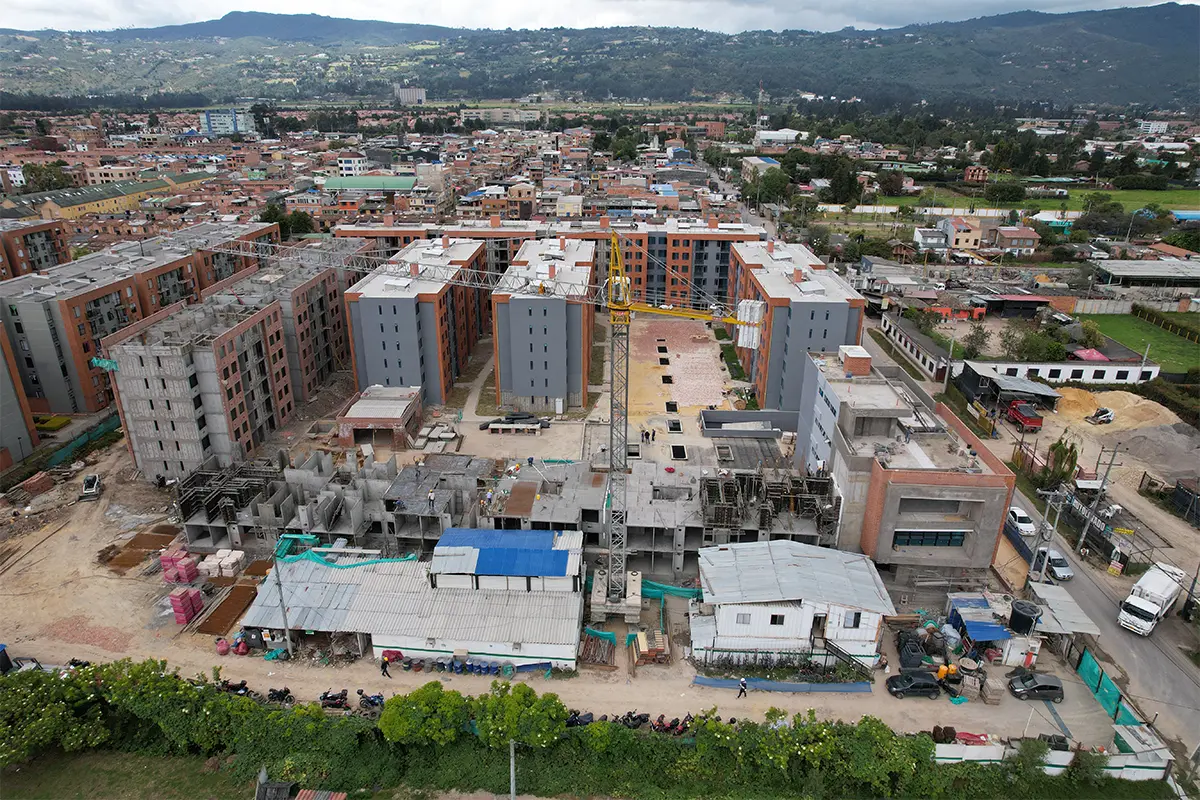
[0,5,1196,105]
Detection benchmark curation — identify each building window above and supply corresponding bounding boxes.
[736,613,750,625]
[893,530,967,547]
[769,614,785,626]
[1048,368,1061,379]
[844,612,862,629]
[1070,369,1083,380]
[1115,370,1129,380]
[1092,370,1106,380]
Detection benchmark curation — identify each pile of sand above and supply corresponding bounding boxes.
[1056,388,1181,430]
[1057,388,1098,420]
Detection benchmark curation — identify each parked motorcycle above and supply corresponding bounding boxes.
[320,688,349,710]
[267,687,295,705]
[357,689,385,709]
[672,714,693,736]
[651,714,667,732]
[621,711,649,729]
[218,679,250,696]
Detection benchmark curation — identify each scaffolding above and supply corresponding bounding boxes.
[699,469,841,545]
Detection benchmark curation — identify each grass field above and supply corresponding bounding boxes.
[2,751,253,800]
[882,188,1200,212]
[1077,313,1200,372]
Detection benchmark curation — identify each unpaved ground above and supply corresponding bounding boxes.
[1002,387,1200,569]
[3,442,1116,748]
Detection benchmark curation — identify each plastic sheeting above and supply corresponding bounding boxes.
[584,627,617,645]
[692,676,873,693]
[277,549,418,569]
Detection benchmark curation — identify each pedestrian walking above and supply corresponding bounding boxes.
[428,490,435,512]
[651,429,656,442]
[381,657,391,678]
[737,677,748,698]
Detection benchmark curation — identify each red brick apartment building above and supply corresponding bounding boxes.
[0,219,71,280]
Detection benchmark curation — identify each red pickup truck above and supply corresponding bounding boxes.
[1005,400,1043,432]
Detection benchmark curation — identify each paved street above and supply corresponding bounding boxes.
[1017,502,1200,755]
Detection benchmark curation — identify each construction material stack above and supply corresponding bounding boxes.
[634,629,671,665]
[161,547,199,583]
[170,587,204,624]
[981,677,1005,705]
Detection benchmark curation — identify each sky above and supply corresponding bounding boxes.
[3,0,1193,34]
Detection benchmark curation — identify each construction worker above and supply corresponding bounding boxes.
[381,656,391,679]
[737,677,748,698]
[428,490,435,512]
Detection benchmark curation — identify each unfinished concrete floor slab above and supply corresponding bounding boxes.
[629,318,728,423]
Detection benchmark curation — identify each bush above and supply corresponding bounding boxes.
[984,182,1026,203]
[1111,174,1168,190]
[0,660,1175,799]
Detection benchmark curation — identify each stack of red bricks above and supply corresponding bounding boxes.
[19,472,55,497]
[161,547,199,583]
[169,587,204,624]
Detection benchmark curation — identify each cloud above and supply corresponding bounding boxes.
[3,0,1193,34]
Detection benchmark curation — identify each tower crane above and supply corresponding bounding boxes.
[193,230,763,611]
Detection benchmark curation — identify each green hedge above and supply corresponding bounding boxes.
[0,660,1172,799]
[1131,304,1200,343]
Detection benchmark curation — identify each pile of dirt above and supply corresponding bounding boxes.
[1094,391,1182,429]
[1099,422,1200,479]
[1057,388,1099,420]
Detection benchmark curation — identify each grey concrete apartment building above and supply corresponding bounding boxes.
[728,241,866,412]
[345,238,488,405]
[491,238,596,412]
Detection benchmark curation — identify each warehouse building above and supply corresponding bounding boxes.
[345,238,488,405]
[239,529,585,667]
[491,237,596,411]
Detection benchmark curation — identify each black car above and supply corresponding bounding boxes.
[885,671,941,699]
[1008,673,1064,703]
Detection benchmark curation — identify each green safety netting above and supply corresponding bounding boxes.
[642,579,702,599]
[278,549,418,569]
[584,627,617,644]
[625,632,639,646]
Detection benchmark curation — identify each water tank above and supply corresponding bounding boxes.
[1009,600,1040,635]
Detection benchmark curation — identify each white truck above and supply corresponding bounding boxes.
[1117,563,1187,635]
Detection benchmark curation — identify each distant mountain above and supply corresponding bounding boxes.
[0,5,1195,106]
[79,11,457,46]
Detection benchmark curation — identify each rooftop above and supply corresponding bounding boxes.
[322,176,417,191]
[697,540,895,614]
[340,385,422,421]
[240,555,582,646]
[109,301,265,348]
[431,528,583,577]
[494,238,595,298]
[1097,259,1200,280]
[811,352,993,473]
[734,241,862,304]
[349,238,483,298]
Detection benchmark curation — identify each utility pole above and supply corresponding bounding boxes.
[1079,446,1120,556]
[942,325,958,394]
[509,739,517,800]
[1139,342,1150,375]
[272,552,293,656]
[1182,560,1200,622]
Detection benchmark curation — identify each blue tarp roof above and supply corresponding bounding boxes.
[1171,211,1200,221]
[436,529,570,577]
[948,594,1012,642]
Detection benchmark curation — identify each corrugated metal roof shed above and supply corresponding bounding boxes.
[947,593,1012,642]
[1027,583,1101,637]
[697,541,895,615]
[241,558,580,647]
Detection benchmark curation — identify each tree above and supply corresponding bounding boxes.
[877,170,904,197]
[1079,320,1105,349]
[34,117,51,136]
[21,162,73,193]
[999,319,1027,359]
[472,682,566,750]
[147,112,159,128]
[259,203,291,238]
[759,167,790,204]
[287,211,314,236]
[962,322,990,359]
[984,182,1025,203]
[378,681,469,746]
[1087,147,1107,173]
[1163,229,1200,253]
[611,138,638,162]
